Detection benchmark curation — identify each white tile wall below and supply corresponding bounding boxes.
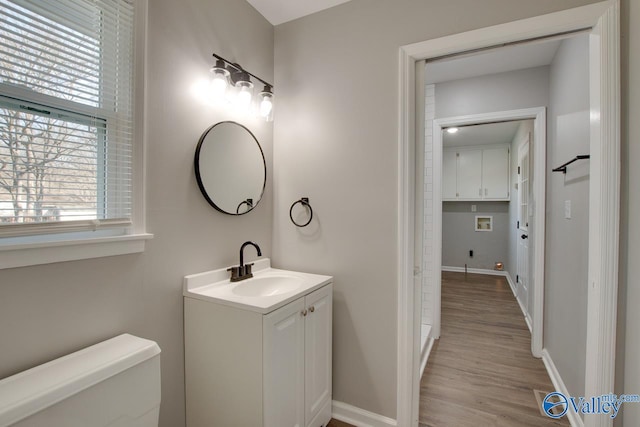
[422,84,435,325]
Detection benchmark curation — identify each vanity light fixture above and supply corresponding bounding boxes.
[446,127,459,134]
[209,53,274,121]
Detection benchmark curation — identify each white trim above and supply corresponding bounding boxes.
[396,43,417,427]
[505,272,533,334]
[0,234,153,269]
[530,110,547,359]
[420,337,435,379]
[542,349,585,427]
[132,0,148,235]
[332,401,397,427]
[401,2,612,61]
[584,4,620,427]
[397,3,616,426]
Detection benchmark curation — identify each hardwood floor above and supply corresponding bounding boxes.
[327,419,355,427]
[419,272,569,427]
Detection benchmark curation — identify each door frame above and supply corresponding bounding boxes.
[431,108,546,353]
[396,2,620,427]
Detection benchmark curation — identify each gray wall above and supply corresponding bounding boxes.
[434,66,550,119]
[442,202,510,270]
[0,1,274,426]
[273,0,600,419]
[544,34,590,400]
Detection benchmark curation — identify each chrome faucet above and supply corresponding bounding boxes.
[228,241,262,282]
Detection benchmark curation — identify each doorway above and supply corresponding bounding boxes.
[430,108,546,356]
[396,2,620,427]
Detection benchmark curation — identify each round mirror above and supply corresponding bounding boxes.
[194,121,266,215]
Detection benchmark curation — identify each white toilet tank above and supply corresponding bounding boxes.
[0,334,161,427]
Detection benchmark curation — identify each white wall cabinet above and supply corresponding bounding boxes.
[185,283,333,427]
[443,145,510,201]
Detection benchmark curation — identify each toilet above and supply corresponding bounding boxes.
[0,334,161,427]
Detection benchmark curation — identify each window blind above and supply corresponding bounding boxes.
[0,0,134,237]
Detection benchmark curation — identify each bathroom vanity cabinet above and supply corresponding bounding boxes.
[443,144,510,201]
[184,281,333,427]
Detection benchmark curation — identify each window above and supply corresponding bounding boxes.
[0,0,135,237]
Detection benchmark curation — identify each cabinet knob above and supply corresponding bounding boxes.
[309,306,315,313]
[301,309,308,316]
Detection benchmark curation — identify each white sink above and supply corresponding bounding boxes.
[232,275,301,297]
[183,258,332,314]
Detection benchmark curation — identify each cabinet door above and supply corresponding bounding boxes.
[304,285,333,427]
[264,297,306,427]
[442,151,458,200]
[457,149,483,199]
[482,146,510,199]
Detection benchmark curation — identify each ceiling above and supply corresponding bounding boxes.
[443,121,529,148]
[426,39,561,84]
[246,0,353,25]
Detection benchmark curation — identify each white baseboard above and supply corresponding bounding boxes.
[504,272,533,333]
[420,337,435,378]
[332,401,397,427]
[504,271,517,294]
[441,265,507,276]
[541,349,584,427]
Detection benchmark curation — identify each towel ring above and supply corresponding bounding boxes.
[289,197,313,227]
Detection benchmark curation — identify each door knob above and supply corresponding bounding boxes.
[521,234,528,239]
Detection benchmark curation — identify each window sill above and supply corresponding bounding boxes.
[0,233,154,269]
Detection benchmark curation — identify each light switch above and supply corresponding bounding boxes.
[471,204,477,212]
[565,200,571,219]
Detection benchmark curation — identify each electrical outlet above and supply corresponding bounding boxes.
[471,204,477,212]
[565,200,571,219]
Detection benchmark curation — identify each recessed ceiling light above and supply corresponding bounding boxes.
[446,127,459,134]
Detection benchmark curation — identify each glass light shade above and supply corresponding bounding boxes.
[209,62,230,100]
[235,80,253,111]
[259,92,273,119]
[446,127,459,134]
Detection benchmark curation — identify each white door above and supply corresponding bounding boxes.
[264,297,306,427]
[304,285,333,427]
[457,149,483,199]
[482,146,510,199]
[517,134,531,311]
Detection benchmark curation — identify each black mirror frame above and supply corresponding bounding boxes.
[194,121,266,216]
